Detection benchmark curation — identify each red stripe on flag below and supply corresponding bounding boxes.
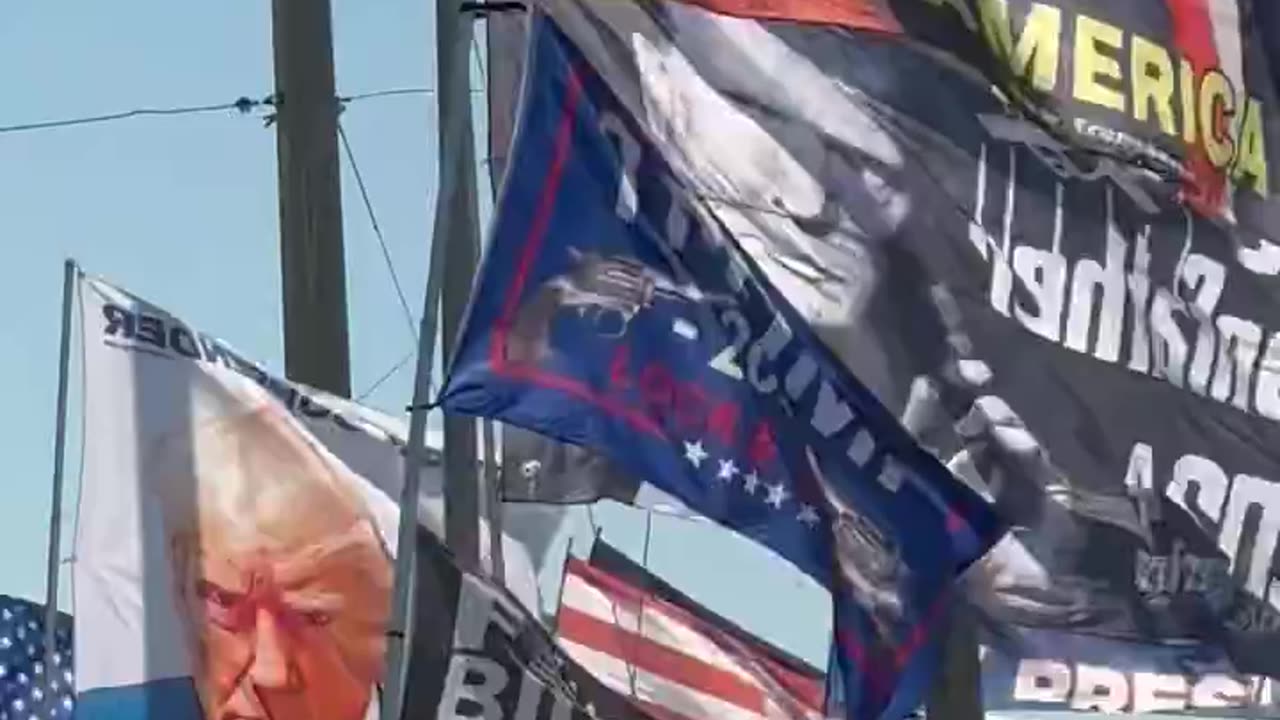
[559,606,769,713]
[668,0,901,33]
[560,559,826,713]
[1166,0,1228,214]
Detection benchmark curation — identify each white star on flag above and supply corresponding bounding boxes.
[765,483,789,509]
[716,458,739,482]
[684,440,708,468]
[797,504,820,527]
[742,470,761,494]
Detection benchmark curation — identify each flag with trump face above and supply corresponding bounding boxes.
[71,274,546,720]
[436,15,1006,720]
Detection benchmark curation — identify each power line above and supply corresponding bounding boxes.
[340,87,434,103]
[0,87,445,137]
[357,350,416,401]
[336,118,420,343]
[470,35,488,92]
[0,97,267,135]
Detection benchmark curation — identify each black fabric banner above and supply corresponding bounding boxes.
[401,527,651,720]
[499,425,640,505]
[509,0,1280,707]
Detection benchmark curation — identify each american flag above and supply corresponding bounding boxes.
[0,596,74,720]
[556,557,825,720]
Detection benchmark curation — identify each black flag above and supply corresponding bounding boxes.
[499,426,640,505]
[400,526,652,720]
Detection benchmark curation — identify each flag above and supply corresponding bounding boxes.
[574,545,1238,719]
[500,424,699,518]
[614,537,1280,719]
[586,541,824,681]
[72,275,543,720]
[542,0,1265,221]
[0,596,74,720]
[497,0,1280,706]
[977,624,1280,716]
[436,14,1006,720]
[556,545,825,720]
[489,0,1273,219]
[401,524,653,720]
[499,424,640,504]
[487,7,527,192]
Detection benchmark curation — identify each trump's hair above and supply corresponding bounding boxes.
[141,368,386,557]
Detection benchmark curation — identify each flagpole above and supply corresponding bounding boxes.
[482,418,505,579]
[44,258,77,673]
[379,129,452,720]
[379,0,480,717]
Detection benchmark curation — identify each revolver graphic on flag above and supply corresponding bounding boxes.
[504,248,732,364]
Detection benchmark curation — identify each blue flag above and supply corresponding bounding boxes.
[438,14,1006,719]
[0,596,74,720]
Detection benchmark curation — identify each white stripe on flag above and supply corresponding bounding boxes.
[560,640,768,720]
[561,571,762,683]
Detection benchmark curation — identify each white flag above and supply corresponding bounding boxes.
[73,275,541,720]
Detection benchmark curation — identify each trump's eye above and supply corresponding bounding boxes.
[195,580,244,609]
[300,609,333,627]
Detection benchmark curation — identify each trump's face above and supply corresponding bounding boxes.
[159,406,393,720]
[174,518,390,720]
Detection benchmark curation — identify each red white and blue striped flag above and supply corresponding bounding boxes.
[556,544,827,720]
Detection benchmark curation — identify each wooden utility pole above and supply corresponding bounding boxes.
[271,0,351,398]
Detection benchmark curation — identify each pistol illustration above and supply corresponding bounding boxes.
[504,248,732,364]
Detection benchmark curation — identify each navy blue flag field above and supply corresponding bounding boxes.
[436,14,1006,720]
[0,596,74,720]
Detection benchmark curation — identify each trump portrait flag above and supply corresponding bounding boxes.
[72,275,545,720]
[435,14,1007,720]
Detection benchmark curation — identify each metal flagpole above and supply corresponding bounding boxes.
[379,0,480,716]
[482,418,505,580]
[379,159,449,720]
[438,2,483,575]
[44,258,77,674]
[380,256,439,720]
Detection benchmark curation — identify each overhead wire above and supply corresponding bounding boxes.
[357,350,416,402]
[470,34,488,92]
[2,85,491,411]
[0,87,438,137]
[0,88,443,407]
[336,117,420,343]
[340,87,434,102]
[0,97,267,135]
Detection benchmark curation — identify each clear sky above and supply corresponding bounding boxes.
[0,0,831,668]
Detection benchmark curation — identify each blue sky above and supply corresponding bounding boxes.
[0,0,830,667]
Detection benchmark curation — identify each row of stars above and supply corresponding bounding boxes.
[683,440,820,527]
